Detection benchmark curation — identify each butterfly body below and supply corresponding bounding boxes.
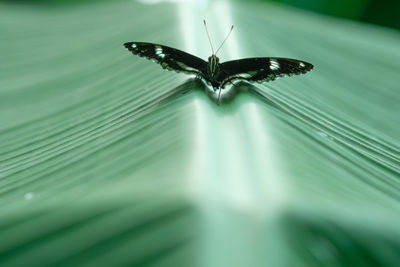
[124,42,313,97]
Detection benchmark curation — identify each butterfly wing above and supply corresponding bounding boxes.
[124,42,207,76]
[218,57,313,88]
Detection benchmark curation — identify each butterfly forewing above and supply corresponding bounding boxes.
[219,57,313,88]
[124,42,314,92]
[124,42,207,76]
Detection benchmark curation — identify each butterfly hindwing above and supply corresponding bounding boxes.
[124,42,207,76]
[218,57,313,88]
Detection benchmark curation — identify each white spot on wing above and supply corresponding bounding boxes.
[131,43,137,48]
[269,59,280,70]
[155,46,165,58]
[299,62,306,67]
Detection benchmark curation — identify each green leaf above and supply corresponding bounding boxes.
[1,0,399,266]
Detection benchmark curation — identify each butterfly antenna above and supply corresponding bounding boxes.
[203,20,214,55]
[215,25,234,55]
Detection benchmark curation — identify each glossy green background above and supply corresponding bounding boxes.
[1,0,399,266]
[264,0,400,29]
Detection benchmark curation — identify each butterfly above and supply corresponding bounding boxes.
[124,21,313,103]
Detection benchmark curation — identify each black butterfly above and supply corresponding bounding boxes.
[124,22,313,102]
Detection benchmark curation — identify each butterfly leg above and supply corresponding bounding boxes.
[230,80,240,86]
[217,87,222,104]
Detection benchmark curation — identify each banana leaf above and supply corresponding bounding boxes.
[0,0,399,266]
